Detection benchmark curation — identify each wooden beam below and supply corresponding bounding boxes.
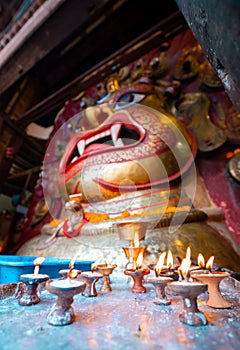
[0,0,67,70]
[0,0,111,95]
[7,166,40,181]
[0,133,23,193]
[1,116,44,157]
[18,11,186,127]
[12,153,40,169]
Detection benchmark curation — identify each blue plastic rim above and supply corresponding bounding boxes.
[0,255,94,283]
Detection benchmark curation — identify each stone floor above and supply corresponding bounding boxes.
[0,269,239,350]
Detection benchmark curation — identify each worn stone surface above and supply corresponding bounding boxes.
[0,282,24,299]
[0,270,239,350]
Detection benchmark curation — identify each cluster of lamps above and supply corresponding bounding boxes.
[123,246,233,326]
[18,256,116,326]
[17,221,233,328]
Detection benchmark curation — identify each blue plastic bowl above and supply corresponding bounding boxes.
[0,255,94,283]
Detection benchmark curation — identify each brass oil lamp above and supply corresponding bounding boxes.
[124,252,150,293]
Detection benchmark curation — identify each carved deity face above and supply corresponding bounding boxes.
[59,82,196,203]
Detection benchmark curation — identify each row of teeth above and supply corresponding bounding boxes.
[77,123,124,156]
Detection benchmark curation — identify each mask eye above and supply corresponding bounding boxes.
[114,92,146,110]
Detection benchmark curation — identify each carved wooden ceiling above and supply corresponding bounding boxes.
[0,0,182,196]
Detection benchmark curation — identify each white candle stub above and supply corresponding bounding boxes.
[33,257,45,275]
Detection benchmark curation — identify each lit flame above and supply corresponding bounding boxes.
[185,246,191,261]
[155,251,166,275]
[206,256,215,271]
[166,250,173,270]
[33,257,45,275]
[134,233,140,248]
[91,265,97,271]
[69,255,77,269]
[198,253,205,268]
[136,252,143,269]
[69,269,79,279]
[179,257,191,281]
[68,255,78,279]
[91,257,103,271]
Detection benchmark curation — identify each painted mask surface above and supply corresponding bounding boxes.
[59,82,197,203]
